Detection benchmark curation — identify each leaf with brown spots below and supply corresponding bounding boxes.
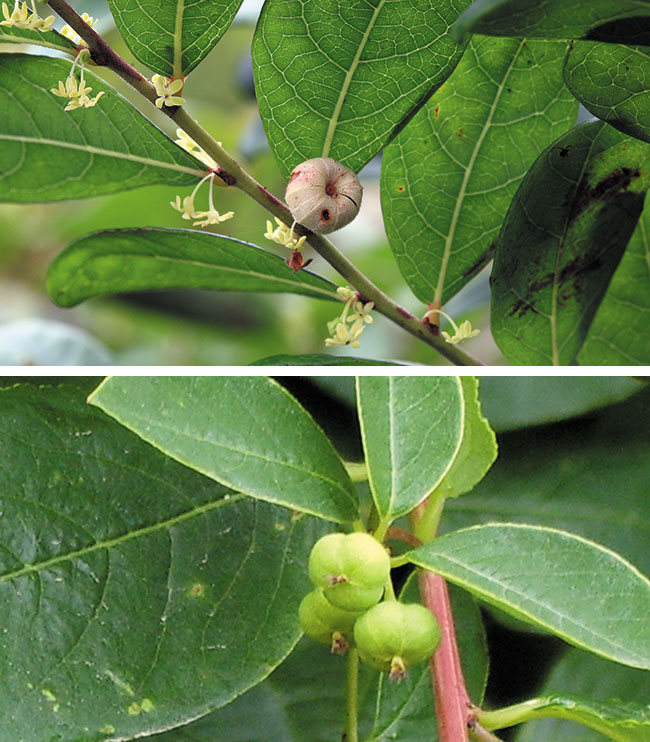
[491,121,650,365]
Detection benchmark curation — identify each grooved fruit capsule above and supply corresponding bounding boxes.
[308,532,390,612]
[354,601,441,680]
[285,157,362,234]
[298,589,362,654]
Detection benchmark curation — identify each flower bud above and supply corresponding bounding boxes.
[354,602,441,680]
[285,157,362,234]
[308,532,389,612]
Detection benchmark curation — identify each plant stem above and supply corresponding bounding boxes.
[45,0,484,366]
[477,699,547,730]
[345,648,359,742]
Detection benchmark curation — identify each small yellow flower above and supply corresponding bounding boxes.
[60,12,97,45]
[1,0,53,30]
[170,194,196,220]
[263,217,306,250]
[325,286,373,350]
[151,74,186,108]
[192,209,234,228]
[440,320,480,344]
[50,53,104,111]
[325,321,363,349]
[171,172,235,228]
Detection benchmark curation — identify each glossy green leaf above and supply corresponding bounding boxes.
[89,376,359,524]
[578,186,650,364]
[0,22,76,54]
[356,376,464,521]
[516,649,650,742]
[251,0,472,178]
[478,376,645,431]
[47,228,339,307]
[445,385,650,576]
[408,524,650,669]
[486,694,650,742]
[249,354,405,365]
[565,42,650,145]
[490,121,650,365]
[453,0,650,45]
[0,54,202,203]
[106,0,245,77]
[0,381,329,742]
[432,377,497,500]
[381,36,577,305]
[146,578,489,742]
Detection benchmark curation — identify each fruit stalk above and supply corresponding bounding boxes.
[345,648,359,742]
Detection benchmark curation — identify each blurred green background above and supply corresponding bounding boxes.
[0,0,502,365]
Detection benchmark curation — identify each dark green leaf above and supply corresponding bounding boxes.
[381,36,577,305]
[432,377,497,500]
[47,228,339,307]
[578,190,650,364]
[453,0,650,45]
[445,385,650,575]
[145,578,489,742]
[515,649,650,742]
[490,121,650,365]
[89,376,359,523]
[0,381,328,742]
[0,54,202,203]
[249,354,405,365]
[105,0,244,77]
[565,41,650,145]
[252,0,471,178]
[478,376,645,430]
[408,524,650,669]
[356,377,464,521]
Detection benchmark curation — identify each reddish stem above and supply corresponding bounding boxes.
[418,570,471,742]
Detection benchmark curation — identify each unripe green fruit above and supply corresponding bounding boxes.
[298,589,361,654]
[308,533,390,611]
[354,601,441,680]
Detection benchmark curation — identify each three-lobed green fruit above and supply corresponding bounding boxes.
[354,601,441,680]
[298,589,362,654]
[308,532,390,611]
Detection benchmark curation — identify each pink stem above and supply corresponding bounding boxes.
[418,569,471,742]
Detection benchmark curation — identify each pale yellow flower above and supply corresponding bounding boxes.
[1,1,53,30]
[151,74,186,108]
[263,217,306,250]
[60,12,97,45]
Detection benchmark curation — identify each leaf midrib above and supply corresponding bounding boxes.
[321,0,386,159]
[0,134,204,177]
[0,494,244,584]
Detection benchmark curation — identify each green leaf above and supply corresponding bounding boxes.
[249,354,406,365]
[453,0,650,45]
[381,36,578,305]
[251,0,472,178]
[356,377,464,521]
[0,54,202,203]
[89,376,359,524]
[0,23,76,54]
[487,694,650,742]
[145,578,489,742]
[46,228,339,307]
[105,0,245,77]
[0,381,329,742]
[407,523,650,669]
[444,385,650,576]
[515,649,650,742]
[564,42,650,145]
[578,187,650,364]
[478,376,645,431]
[432,377,497,500]
[490,121,650,365]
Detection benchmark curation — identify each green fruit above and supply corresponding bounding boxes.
[354,601,441,680]
[308,532,390,611]
[298,589,361,654]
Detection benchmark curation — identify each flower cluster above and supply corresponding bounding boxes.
[50,49,103,111]
[170,172,234,228]
[424,308,480,344]
[1,1,53,30]
[152,74,186,109]
[60,12,97,46]
[325,286,374,349]
[264,218,306,252]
